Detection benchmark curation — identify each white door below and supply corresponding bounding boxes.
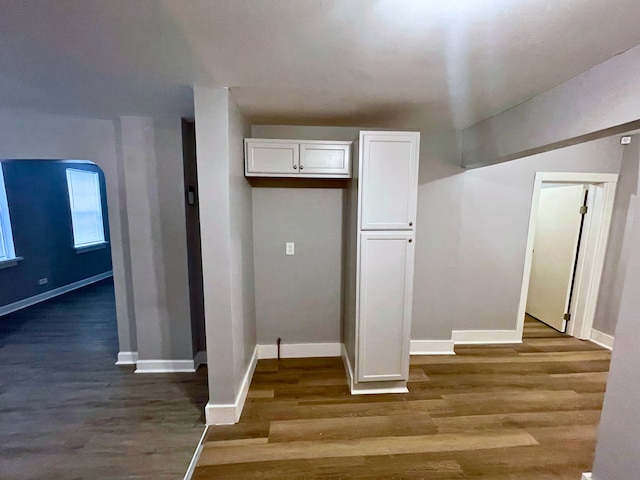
[360,133,419,230]
[245,140,299,176]
[527,184,586,332]
[357,231,414,382]
[300,143,351,177]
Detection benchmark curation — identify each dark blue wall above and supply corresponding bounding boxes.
[0,160,112,308]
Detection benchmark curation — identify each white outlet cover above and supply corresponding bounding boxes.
[286,242,295,255]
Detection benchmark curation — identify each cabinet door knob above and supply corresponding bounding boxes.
[300,165,304,170]
[409,222,413,227]
[293,165,298,169]
[408,239,413,243]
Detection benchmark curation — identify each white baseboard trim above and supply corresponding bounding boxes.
[115,351,138,365]
[582,473,592,480]
[451,329,522,344]
[135,359,196,373]
[258,342,342,359]
[351,384,409,395]
[194,351,207,369]
[589,329,614,350]
[410,339,455,355]
[205,345,258,425]
[341,343,355,391]
[340,344,408,395]
[183,426,208,480]
[0,270,113,317]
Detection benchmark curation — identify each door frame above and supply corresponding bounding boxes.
[516,172,618,341]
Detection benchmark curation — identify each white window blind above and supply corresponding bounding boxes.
[66,168,105,248]
[0,163,17,261]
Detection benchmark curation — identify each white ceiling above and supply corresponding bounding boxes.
[2,0,640,129]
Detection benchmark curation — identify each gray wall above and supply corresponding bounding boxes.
[251,125,465,345]
[591,195,640,480]
[0,160,112,308]
[195,86,256,407]
[250,125,356,345]
[593,137,640,336]
[411,129,464,340]
[452,137,623,337]
[252,187,343,344]
[0,109,135,353]
[120,116,192,362]
[462,43,640,168]
[228,92,257,385]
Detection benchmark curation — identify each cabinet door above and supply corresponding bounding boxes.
[360,133,419,230]
[245,140,299,176]
[357,231,414,382]
[300,143,351,177]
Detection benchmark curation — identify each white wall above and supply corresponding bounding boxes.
[0,109,135,353]
[195,86,257,409]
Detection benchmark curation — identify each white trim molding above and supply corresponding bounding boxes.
[341,343,355,391]
[589,329,615,350]
[115,351,138,365]
[516,172,618,341]
[258,342,341,359]
[183,426,208,480]
[205,345,258,425]
[452,329,521,344]
[341,344,408,395]
[582,473,592,480]
[135,359,196,373]
[0,270,113,317]
[194,351,207,369]
[410,339,455,355]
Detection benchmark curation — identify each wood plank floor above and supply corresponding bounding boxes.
[193,316,610,479]
[0,279,208,480]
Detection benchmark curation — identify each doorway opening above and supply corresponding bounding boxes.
[516,172,618,341]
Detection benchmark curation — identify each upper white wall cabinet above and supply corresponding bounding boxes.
[245,139,352,178]
[359,132,419,230]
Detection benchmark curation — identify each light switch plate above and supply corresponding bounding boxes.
[286,242,295,255]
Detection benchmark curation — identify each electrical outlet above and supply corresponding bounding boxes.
[38,278,48,285]
[285,242,295,256]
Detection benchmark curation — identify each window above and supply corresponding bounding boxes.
[0,163,18,262]
[66,168,106,249]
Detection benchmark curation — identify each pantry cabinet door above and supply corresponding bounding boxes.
[357,231,414,382]
[359,132,419,230]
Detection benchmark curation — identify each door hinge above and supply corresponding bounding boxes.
[580,205,588,215]
[563,313,571,321]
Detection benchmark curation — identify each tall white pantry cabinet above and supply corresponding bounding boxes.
[342,131,420,394]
